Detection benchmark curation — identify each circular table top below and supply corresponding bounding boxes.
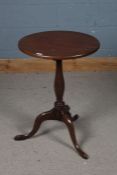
[18,31,100,60]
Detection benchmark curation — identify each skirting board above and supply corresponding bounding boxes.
[0,57,117,73]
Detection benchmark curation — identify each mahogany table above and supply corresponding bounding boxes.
[14,31,100,159]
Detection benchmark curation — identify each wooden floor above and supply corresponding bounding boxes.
[0,57,117,72]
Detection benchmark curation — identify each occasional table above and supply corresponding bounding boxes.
[14,31,100,159]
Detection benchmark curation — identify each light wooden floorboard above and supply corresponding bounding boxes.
[0,57,117,72]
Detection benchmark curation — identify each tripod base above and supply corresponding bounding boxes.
[14,103,89,160]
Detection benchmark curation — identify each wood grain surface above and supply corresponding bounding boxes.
[0,57,117,73]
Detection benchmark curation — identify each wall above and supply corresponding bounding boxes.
[0,0,117,58]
